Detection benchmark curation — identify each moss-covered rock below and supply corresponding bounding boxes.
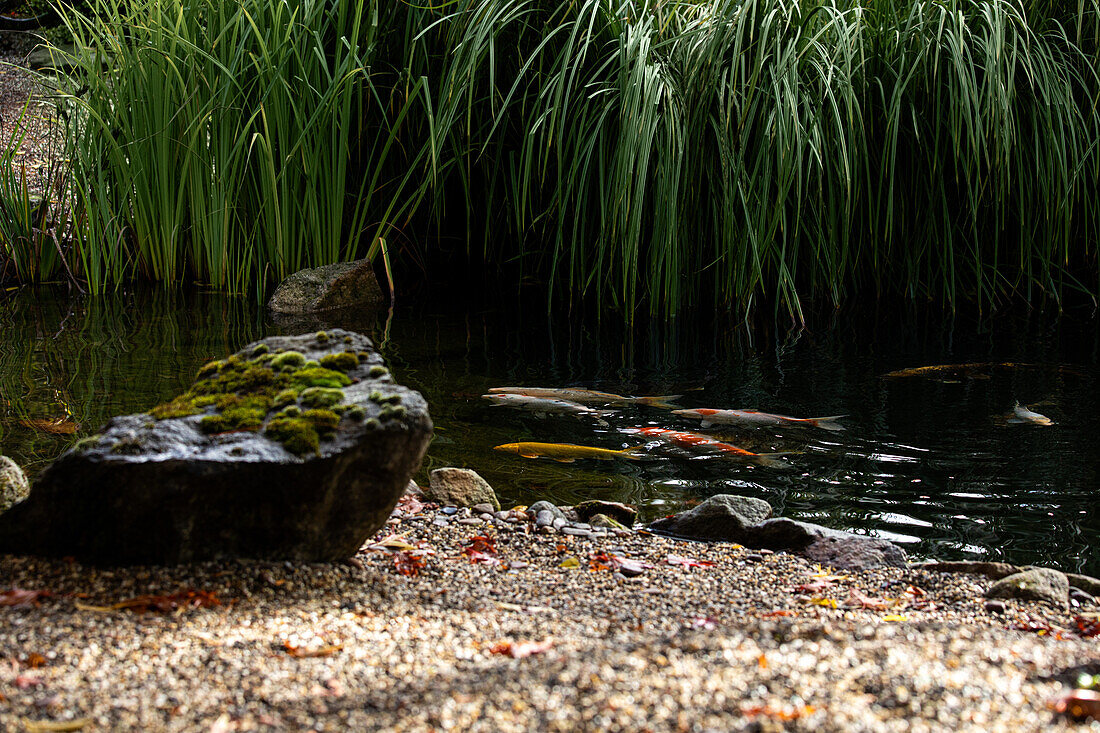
[0,329,432,564]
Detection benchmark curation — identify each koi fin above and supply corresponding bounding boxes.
[552,457,576,463]
[620,445,648,460]
[518,451,542,459]
[809,415,847,431]
[635,395,683,409]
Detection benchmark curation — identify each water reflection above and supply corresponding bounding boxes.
[1,287,1097,575]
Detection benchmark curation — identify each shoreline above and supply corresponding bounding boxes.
[1,500,1097,731]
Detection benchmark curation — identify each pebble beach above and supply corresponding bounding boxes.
[1,499,1098,732]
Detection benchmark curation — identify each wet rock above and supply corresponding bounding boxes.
[589,514,629,531]
[574,500,637,527]
[267,259,384,314]
[649,498,905,570]
[985,568,1069,608]
[914,561,1021,580]
[1070,588,1097,606]
[426,468,499,511]
[528,501,567,523]
[535,511,556,528]
[471,502,497,515]
[1066,573,1100,598]
[561,526,592,537]
[984,600,1007,615]
[0,456,29,513]
[647,494,772,541]
[0,330,431,564]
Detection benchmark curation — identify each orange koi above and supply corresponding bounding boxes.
[633,427,795,467]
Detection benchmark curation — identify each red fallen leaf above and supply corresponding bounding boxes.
[589,552,651,576]
[14,673,43,689]
[392,494,426,517]
[465,550,502,567]
[463,536,497,556]
[283,640,344,658]
[844,587,896,611]
[93,589,220,613]
[394,551,428,577]
[666,554,715,569]
[1074,616,1100,638]
[0,588,50,607]
[23,653,46,669]
[741,704,816,720]
[1049,689,1100,720]
[759,610,796,618]
[489,639,554,658]
[793,580,835,594]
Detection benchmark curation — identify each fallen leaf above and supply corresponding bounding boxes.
[844,587,897,611]
[741,704,816,721]
[76,589,219,614]
[687,616,718,629]
[465,550,501,567]
[392,494,425,517]
[666,554,715,569]
[21,719,92,732]
[759,610,796,618]
[393,551,428,577]
[0,588,50,608]
[489,639,554,658]
[23,653,46,669]
[807,598,838,609]
[559,557,580,569]
[794,580,836,594]
[283,640,343,658]
[810,564,850,582]
[1074,616,1100,638]
[14,673,44,689]
[757,654,768,669]
[589,552,651,576]
[1049,689,1100,720]
[368,535,417,553]
[462,536,497,557]
[19,418,78,435]
[881,614,908,622]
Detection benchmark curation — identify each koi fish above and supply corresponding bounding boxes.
[1004,403,1053,426]
[488,386,681,409]
[632,427,795,467]
[482,393,613,426]
[493,441,646,463]
[672,408,846,431]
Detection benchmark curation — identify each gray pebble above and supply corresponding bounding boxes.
[480,513,495,521]
[440,506,459,516]
[432,517,450,527]
[561,527,592,537]
[471,503,496,514]
[745,553,765,563]
[552,518,568,530]
[535,510,556,528]
[457,518,483,527]
[984,600,1007,615]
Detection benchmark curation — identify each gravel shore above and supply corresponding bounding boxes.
[1,502,1097,732]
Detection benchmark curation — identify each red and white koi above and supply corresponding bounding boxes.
[672,408,846,431]
[482,393,613,425]
[631,427,794,467]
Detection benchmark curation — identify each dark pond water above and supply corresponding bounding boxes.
[1,287,1097,574]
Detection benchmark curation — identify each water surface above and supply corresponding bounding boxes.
[1,288,1096,575]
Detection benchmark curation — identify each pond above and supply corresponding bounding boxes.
[1,287,1097,575]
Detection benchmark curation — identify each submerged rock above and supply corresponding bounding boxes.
[648,495,906,570]
[0,456,29,513]
[268,259,384,314]
[426,468,500,510]
[0,329,431,564]
[985,568,1069,608]
[574,500,637,527]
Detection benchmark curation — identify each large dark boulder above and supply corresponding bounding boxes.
[649,495,906,570]
[0,329,431,564]
[268,259,384,314]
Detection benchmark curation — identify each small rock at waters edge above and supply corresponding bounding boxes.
[268,259,384,314]
[471,502,497,515]
[984,600,1008,614]
[589,513,629,531]
[913,561,1021,580]
[528,501,567,523]
[573,500,637,527]
[647,494,772,541]
[0,455,29,513]
[1070,588,1097,606]
[1066,572,1100,598]
[426,468,500,511]
[985,568,1069,608]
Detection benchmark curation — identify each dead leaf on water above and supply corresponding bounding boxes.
[18,418,78,435]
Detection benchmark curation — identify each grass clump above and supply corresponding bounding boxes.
[299,387,345,409]
[320,352,359,371]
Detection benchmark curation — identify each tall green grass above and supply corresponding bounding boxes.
[48,0,430,297]
[5,0,1099,322]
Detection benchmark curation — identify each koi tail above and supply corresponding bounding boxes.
[620,445,649,460]
[751,451,799,469]
[635,395,683,409]
[809,415,847,431]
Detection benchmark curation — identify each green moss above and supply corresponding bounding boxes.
[343,336,353,344]
[368,365,389,378]
[364,417,381,430]
[272,389,299,408]
[200,406,264,434]
[346,405,366,421]
[380,404,407,420]
[192,395,220,408]
[150,396,201,419]
[369,391,383,403]
[280,405,302,417]
[315,331,330,343]
[271,351,306,370]
[265,416,320,456]
[110,435,144,454]
[320,352,359,371]
[197,360,222,378]
[73,435,103,452]
[357,351,371,360]
[299,387,345,408]
[289,367,350,389]
[302,408,340,434]
[252,343,270,356]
